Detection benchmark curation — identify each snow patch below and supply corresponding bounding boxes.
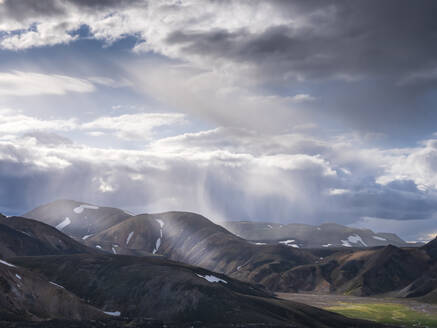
[255,242,267,245]
[55,217,71,230]
[0,259,16,267]
[152,219,165,254]
[341,240,352,247]
[19,230,32,237]
[82,234,93,240]
[73,204,99,214]
[196,274,228,284]
[279,240,300,248]
[126,231,134,245]
[347,234,367,246]
[104,311,121,317]
[322,244,332,247]
[267,224,273,229]
[15,274,22,280]
[49,281,65,289]
[372,235,387,241]
[112,247,117,255]
[152,238,161,254]
[96,245,102,249]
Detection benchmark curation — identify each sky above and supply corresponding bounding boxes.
[1,0,437,241]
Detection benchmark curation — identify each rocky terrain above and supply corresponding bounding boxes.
[220,221,409,248]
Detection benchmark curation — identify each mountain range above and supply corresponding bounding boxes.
[1,199,435,326]
[0,206,394,328]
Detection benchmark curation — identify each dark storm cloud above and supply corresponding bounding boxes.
[167,0,437,81]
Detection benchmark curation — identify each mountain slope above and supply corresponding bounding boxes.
[273,244,432,296]
[84,212,320,290]
[9,253,393,327]
[395,238,437,301]
[220,221,408,248]
[23,200,131,240]
[0,258,106,321]
[0,216,95,258]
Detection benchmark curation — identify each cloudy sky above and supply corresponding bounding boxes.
[1,0,437,240]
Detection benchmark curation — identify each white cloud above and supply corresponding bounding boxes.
[82,112,187,140]
[289,94,316,103]
[0,108,77,134]
[0,71,95,96]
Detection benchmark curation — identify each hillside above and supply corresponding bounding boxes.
[0,258,106,321]
[83,211,323,290]
[8,253,393,328]
[0,215,95,258]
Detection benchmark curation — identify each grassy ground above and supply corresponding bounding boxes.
[326,302,437,328]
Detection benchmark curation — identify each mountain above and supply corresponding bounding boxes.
[0,215,95,258]
[272,242,434,297]
[82,211,323,290]
[395,238,437,301]
[8,253,392,328]
[220,221,408,248]
[2,207,392,327]
[0,258,106,321]
[23,200,131,240]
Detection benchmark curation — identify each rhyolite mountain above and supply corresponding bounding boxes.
[220,221,408,248]
[23,200,131,240]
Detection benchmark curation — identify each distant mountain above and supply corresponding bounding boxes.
[23,200,131,240]
[220,221,408,248]
[8,253,390,328]
[0,258,106,321]
[82,211,322,290]
[273,239,437,298]
[396,238,437,302]
[0,215,95,258]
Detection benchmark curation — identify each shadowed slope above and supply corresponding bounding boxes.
[0,215,95,258]
[0,259,106,321]
[10,253,395,327]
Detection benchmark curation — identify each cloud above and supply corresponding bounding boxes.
[1,118,436,235]
[0,71,95,96]
[1,1,437,134]
[82,112,187,140]
[0,108,77,134]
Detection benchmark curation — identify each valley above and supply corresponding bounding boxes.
[279,293,437,328]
